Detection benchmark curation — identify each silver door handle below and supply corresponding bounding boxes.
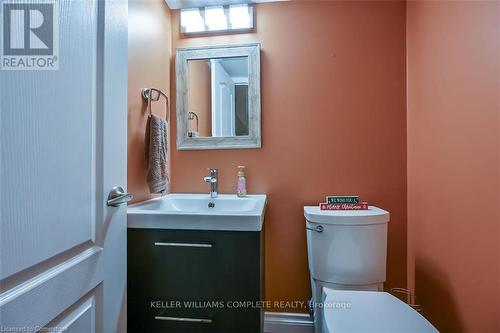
[107,186,133,206]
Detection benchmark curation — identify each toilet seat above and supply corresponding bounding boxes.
[322,288,439,332]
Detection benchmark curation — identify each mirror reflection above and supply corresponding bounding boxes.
[188,57,249,137]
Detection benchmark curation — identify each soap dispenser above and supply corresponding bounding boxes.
[236,166,247,197]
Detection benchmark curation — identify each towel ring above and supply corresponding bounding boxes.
[188,111,199,132]
[142,88,169,122]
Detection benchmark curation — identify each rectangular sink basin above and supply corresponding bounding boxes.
[127,194,267,231]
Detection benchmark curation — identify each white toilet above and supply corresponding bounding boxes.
[322,289,438,332]
[305,205,390,332]
[304,205,438,332]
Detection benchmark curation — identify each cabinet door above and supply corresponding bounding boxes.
[128,228,262,333]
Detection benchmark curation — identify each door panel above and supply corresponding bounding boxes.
[0,247,101,328]
[48,293,97,333]
[0,0,127,331]
[58,296,96,333]
[0,0,98,280]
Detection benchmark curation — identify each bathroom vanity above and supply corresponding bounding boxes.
[127,43,265,332]
[127,194,266,333]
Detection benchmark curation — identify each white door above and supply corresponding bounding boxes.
[211,59,235,136]
[0,0,128,332]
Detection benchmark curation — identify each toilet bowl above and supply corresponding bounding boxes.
[304,205,390,332]
[322,288,439,332]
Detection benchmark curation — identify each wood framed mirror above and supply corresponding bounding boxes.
[176,43,261,150]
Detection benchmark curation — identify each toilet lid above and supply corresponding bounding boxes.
[322,289,439,333]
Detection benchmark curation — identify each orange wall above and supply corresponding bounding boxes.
[407,1,500,331]
[170,1,407,309]
[188,61,212,136]
[128,0,171,203]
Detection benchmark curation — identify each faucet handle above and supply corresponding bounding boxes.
[207,168,218,177]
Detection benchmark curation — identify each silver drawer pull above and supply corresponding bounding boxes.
[154,316,212,323]
[154,242,213,248]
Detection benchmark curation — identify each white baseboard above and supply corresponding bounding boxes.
[264,311,314,333]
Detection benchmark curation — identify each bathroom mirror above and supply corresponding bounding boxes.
[176,43,261,150]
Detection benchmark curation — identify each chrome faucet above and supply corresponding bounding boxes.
[203,168,218,198]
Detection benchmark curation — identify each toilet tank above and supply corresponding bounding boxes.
[304,206,389,286]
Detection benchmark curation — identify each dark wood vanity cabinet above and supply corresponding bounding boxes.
[128,228,264,333]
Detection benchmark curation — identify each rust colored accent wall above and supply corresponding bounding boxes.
[407,1,500,331]
[188,61,212,137]
[170,1,407,309]
[128,0,171,203]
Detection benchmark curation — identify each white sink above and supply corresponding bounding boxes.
[127,194,267,231]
